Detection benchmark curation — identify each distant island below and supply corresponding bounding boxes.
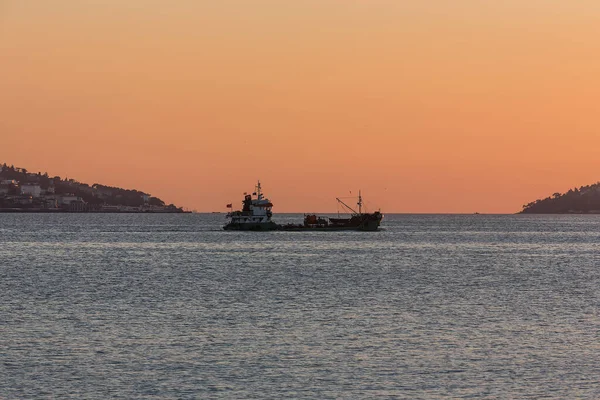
[0,163,186,213]
[521,182,600,214]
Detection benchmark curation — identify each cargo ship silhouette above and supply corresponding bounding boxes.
[223,181,382,231]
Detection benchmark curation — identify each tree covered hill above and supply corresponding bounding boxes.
[0,163,173,208]
[521,182,600,214]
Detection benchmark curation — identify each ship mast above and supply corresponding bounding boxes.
[358,190,362,214]
[256,180,262,200]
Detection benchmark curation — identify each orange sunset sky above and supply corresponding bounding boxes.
[1,1,599,212]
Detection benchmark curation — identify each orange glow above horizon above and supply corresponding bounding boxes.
[1,1,599,212]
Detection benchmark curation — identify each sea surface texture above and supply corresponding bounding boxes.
[1,214,599,399]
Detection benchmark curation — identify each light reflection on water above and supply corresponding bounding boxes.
[1,213,600,398]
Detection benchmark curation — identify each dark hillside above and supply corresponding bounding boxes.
[521,183,600,213]
[0,163,175,209]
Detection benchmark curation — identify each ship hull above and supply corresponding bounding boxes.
[278,225,380,231]
[223,219,381,232]
[279,214,382,231]
[223,221,279,231]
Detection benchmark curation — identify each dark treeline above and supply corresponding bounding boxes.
[521,182,600,213]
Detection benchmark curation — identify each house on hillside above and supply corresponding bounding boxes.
[92,185,114,199]
[58,195,83,205]
[20,184,42,198]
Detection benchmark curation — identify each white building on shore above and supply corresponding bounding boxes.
[20,184,42,198]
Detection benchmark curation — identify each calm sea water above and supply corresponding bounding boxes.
[1,213,599,399]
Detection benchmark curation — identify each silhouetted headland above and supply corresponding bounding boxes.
[0,163,187,213]
[521,182,600,214]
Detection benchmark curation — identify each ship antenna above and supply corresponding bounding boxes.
[358,190,362,214]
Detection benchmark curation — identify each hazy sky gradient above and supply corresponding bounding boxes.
[1,1,599,212]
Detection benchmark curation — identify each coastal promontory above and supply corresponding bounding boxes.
[0,163,185,213]
[521,182,600,214]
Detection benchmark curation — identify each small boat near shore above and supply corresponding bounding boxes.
[223,181,383,231]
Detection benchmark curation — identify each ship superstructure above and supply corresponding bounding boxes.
[223,181,278,231]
